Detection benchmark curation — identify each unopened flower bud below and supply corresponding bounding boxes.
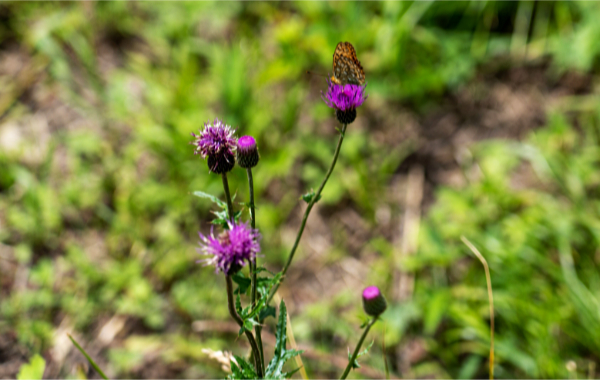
[237,136,260,169]
[362,286,387,316]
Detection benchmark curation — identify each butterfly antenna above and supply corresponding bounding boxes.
[306,70,328,78]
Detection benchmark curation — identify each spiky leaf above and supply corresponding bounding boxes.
[227,356,258,379]
[264,300,304,379]
[348,340,374,369]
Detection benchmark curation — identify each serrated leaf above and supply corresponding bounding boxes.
[265,300,304,379]
[286,365,303,379]
[349,340,374,369]
[232,355,258,379]
[16,354,45,380]
[233,210,242,223]
[257,272,282,299]
[259,305,276,321]
[242,304,252,318]
[210,217,228,227]
[193,191,227,208]
[229,360,244,379]
[232,273,252,295]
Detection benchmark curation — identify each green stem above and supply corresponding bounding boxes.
[222,172,234,221]
[247,167,264,371]
[340,318,377,380]
[226,275,264,378]
[267,123,348,303]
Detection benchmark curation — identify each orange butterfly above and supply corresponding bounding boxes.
[331,42,365,86]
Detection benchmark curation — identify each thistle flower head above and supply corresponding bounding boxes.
[197,221,260,275]
[237,135,260,169]
[191,118,237,174]
[322,80,367,124]
[362,286,387,316]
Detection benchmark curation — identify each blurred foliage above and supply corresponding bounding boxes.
[1,1,600,379]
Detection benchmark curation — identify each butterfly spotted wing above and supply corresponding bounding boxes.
[331,41,365,86]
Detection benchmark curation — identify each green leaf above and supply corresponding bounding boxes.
[235,293,243,315]
[229,360,244,379]
[17,354,46,380]
[242,304,252,318]
[193,191,227,208]
[259,305,276,321]
[265,300,304,379]
[232,273,252,295]
[285,366,303,379]
[233,209,243,223]
[300,191,321,204]
[233,356,258,379]
[257,272,282,299]
[68,334,108,380]
[359,317,370,328]
[348,340,374,369]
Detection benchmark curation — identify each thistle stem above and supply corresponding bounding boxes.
[222,172,234,222]
[226,275,264,378]
[340,318,377,380]
[267,123,348,303]
[246,167,264,371]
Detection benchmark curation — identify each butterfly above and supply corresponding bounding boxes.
[331,41,365,86]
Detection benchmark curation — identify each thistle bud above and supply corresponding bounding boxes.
[362,286,387,317]
[236,135,260,169]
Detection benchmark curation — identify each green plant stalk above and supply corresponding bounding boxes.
[222,172,235,221]
[267,123,348,303]
[247,167,265,371]
[340,318,377,380]
[68,334,108,380]
[222,172,263,376]
[226,275,264,378]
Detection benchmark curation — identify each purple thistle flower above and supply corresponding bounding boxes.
[322,80,367,124]
[191,118,237,174]
[197,221,261,275]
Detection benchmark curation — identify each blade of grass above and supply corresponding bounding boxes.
[461,236,494,380]
[68,334,108,380]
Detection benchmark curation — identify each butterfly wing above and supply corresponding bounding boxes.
[331,42,365,85]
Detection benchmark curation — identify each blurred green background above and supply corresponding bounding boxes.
[1,1,600,378]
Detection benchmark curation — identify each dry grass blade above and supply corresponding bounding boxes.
[460,236,494,380]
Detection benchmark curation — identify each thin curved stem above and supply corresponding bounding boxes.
[246,167,264,371]
[222,173,234,222]
[340,318,377,379]
[267,123,347,303]
[226,275,264,378]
